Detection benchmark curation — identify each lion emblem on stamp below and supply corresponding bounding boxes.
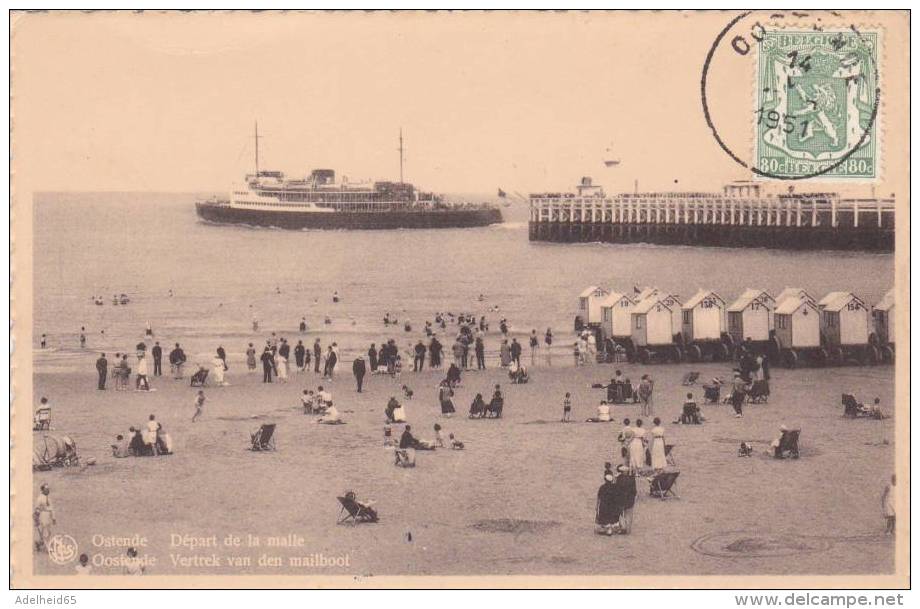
[756,30,879,179]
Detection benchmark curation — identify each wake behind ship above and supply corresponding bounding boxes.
[196,126,502,230]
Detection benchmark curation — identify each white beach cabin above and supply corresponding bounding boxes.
[774,295,820,351]
[872,289,894,345]
[681,289,726,342]
[577,286,610,326]
[599,291,635,339]
[818,291,869,348]
[631,297,675,347]
[727,289,776,343]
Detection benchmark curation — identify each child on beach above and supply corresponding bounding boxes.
[383,424,394,447]
[192,390,205,422]
[449,433,464,450]
[434,423,445,448]
[74,554,92,575]
[562,392,572,422]
[301,390,314,414]
[394,355,403,380]
[882,474,896,534]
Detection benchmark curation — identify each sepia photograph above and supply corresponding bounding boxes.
[9,9,909,589]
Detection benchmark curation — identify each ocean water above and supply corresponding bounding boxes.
[32,192,894,371]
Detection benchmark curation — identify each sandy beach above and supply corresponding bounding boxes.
[30,356,895,577]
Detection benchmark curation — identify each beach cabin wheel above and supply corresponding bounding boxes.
[687,344,703,363]
[881,345,894,363]
[868,332,879,347]
[638,348,651,364]
[715,342,730,362]
[782,349,798,369]
[863,345,880,366]
[670,346,684,363]
[829,346,844,365]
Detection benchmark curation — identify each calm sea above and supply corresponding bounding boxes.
[32,192,894,372]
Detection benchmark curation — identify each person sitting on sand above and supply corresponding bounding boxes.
[385,397,401,423]
[586,400,611,423]
[156,425,173,455]
[317,402,343,425]
[449,433,464,450]
[301,390,314,414]
[678,393,703,424]
[488,385,504,418]
[469,393,486,418]
[399,424,420,449]
[128,427,145,456]
[111,434,130,458]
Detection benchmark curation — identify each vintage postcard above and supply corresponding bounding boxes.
[9,10,909,589]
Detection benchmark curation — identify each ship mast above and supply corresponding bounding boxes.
[398,128,404,184]
[254,121,261,177]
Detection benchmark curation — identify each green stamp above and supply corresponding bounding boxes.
[756,29,879,179]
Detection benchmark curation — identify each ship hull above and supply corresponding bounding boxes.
[196,202,503,230]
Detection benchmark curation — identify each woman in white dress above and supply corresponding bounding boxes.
[649,417,667,470]
[211,354,226,385]
[276,352,288,383]
[628,419,647,472]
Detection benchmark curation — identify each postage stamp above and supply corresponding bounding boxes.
[755,29,880,180]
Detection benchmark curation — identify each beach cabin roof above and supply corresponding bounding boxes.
[580,285,607,298]
[775,296,817,315]
[776,287,814,304]
[633,297,673,315]
[820,292,865,313]
[635,287,658,301]
[728,288,774,312]
[599,291,632,308]
[683,289,725,310]
[874,289,895,312]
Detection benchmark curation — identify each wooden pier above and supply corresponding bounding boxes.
[528,182,895,251]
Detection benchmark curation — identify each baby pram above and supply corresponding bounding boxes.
[703,379,723,404]
[190,367,209,387]
[33,407,52,431]
[33,435,79,470]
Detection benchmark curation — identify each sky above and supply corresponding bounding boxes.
[11,11,908,196]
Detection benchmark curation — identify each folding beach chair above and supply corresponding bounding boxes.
[336,492,379,526]
[681,371,700,386]
[703,381,722,404]
[747,380,770,403]
[649,470,680,499]
[190,367,209,387]
[774,429,800,459]
[842,393,861,417]
[250,423,276,451]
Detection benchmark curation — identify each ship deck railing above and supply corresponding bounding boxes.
[528,194,895,229]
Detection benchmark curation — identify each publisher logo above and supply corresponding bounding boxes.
[47,534,78,564]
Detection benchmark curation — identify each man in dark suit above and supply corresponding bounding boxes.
[151,342,163,376]
[260,347,274,383]
[352,357,367,392]
[96,353,108,390]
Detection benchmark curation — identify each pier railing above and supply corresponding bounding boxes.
[529,194,895,230]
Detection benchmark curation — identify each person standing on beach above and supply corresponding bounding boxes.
[544,328,553,366]
[260,347,274,383]
[299,317,307,333]
[151,342,163,377]
[429,335,442,369]
[246,343,257,372]
[79,328,86,349]
[638,375,654,416]
[313,339,322,373]
[413,340,426,372]
[475,336,486,370]
[216,345,228,372]
[352,356,367,392]
[562,392,572,422]
[212,352,227,386]
[294,340,306,372]
[96,353,108,390]
[278,339,290,373]
[33,483,55,552]
[135,353,150,391]
[499,339,511,368]
[40,334,47,349]
[368,343,378,373]
[323,345,338,380]
[192,390,205,422]
[730,373,747,418]
[882,474,896,534]
[169,343,186,379]
[529,330,539,365]
[510,338,522,367]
